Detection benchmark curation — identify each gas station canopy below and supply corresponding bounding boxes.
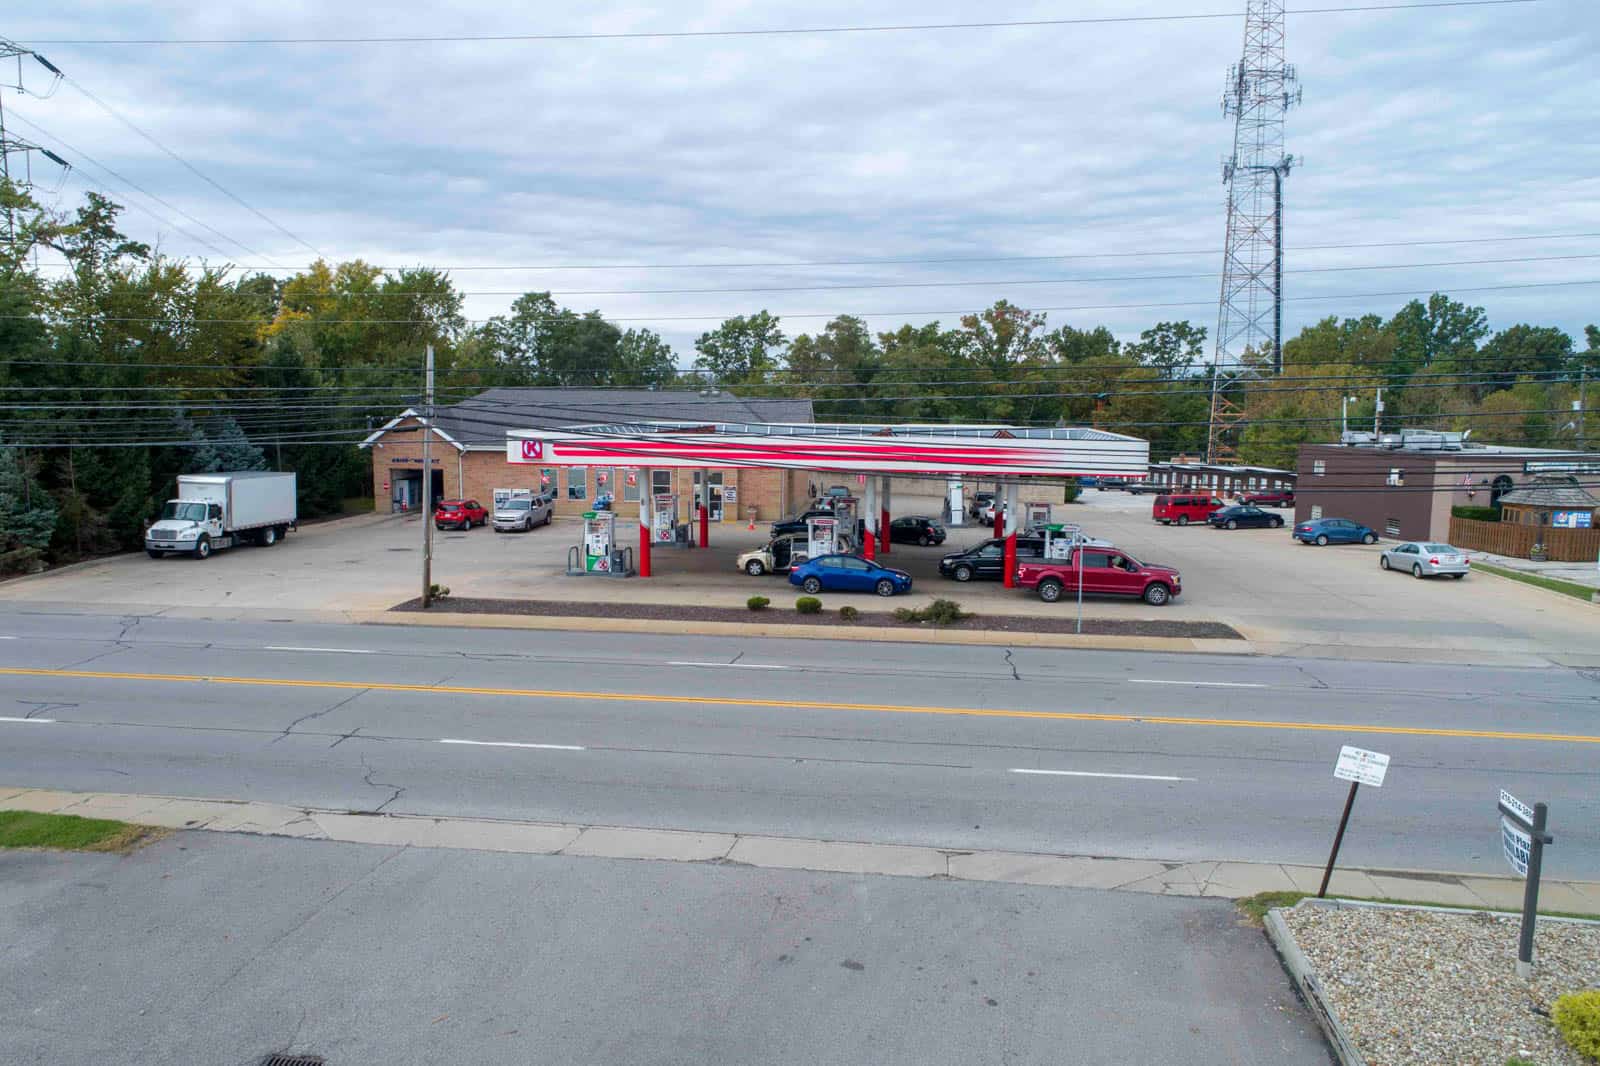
[506,421,1149,478]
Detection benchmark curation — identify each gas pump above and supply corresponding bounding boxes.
[946,480,965,526]
[1025,501,1052,530]
[806,515,840,559]
[1041,523,1078,560]
[583,511,615,572]
[830,496,858,551]
[651,493,679,545]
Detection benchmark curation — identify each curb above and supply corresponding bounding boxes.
[1265,902,1368,1066]
[354,608,1257,654]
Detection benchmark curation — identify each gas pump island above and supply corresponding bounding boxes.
[565,509,635,577]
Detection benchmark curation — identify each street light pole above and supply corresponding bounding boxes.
[420,344,435,608]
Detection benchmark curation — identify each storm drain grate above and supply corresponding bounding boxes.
[260,1056,325,1066]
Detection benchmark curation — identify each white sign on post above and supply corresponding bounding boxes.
[1501,818,1532,877]
[1500,789,1534,825]
[1333,746,1390,787]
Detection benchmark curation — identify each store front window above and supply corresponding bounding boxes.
[567,467,588,500]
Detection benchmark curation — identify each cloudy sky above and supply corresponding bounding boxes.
[8,1,1598,361]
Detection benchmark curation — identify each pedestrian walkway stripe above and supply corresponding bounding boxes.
[3,666,1597,745]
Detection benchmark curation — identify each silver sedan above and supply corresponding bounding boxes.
[1379,542,1470,579]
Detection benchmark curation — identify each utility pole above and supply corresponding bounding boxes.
[1374,388,1383,436]
[420,345,435,608]
[1206,0,1300,462]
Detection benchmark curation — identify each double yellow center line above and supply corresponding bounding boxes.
[2,666,1596,745]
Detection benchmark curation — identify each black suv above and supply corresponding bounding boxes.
[888,516,946,546]
[938,536,1045,581]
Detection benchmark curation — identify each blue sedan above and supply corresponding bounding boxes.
[1293,517,1378,546]
[789,554,913,597]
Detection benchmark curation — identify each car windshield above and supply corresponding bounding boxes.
[159,501,207,523]
[502,499,531,511]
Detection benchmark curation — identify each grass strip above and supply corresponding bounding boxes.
[0,810,165,853]
[1237,889,1599,926]
[1473,562,1597,602]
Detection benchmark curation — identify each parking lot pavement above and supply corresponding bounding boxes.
[0,831,1330,1066]
[1,489,1594,664]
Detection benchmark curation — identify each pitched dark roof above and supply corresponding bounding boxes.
[424,387,815,447]
[1497,474,1599,509]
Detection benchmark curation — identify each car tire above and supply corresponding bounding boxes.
[260,526,277,546]
[1380,556,1391,570]
[542,511,552,526]
[745,560,766,576]
[1038,578,1064,603]
[1270,518,1283,528]
[953,565,973,582]
[1412,564,1425,579]
[1177,516,1189,527]
[875,579,895,597]
[1226,520,1238,530]
[194,535,211,560]
[1315,534,1329,546]
[802,577,822,595]
[918,535,930,546]
[147,549,164,559]
[1143,583,1171,606]
[1363,533,1378,545]
[1451,573,1465,580]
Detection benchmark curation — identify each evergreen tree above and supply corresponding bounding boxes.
[0,438,58,573]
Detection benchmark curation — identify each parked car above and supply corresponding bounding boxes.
[1380,542,1469,579]
[772,509,860,539]
[939,537,1045,582]
[969,491,996,519]
[1096,478,1129,491]
[492,494,554,532]
[434,498,487,530]
[789,554,913,597]
[1242,490,1295,507]
[737,533,809,576]
[1016,546,1181,606]
[1152,494,1224,527]
[1207,505,1285,530]
[1294,517,1378,546]
[888,516,946,546]
[1125,481,1157,495]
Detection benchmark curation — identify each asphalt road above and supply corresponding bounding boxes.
[0,832,1329,1066]
[2,607,1597,877]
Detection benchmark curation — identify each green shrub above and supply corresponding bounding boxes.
[1554,989,1600,1061]
[746,595,770,611]
[892,599,971,626]
[1452,505,1501,522]
[1063,478,1082,504]
[838,605,860,622]
[795,596,823,614]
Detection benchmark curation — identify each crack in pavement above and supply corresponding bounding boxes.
[275,689,369,742]
[1002,648,1021,681]
[16,700,77,720]
[1295,664,1330,690]
[359,753,405,813]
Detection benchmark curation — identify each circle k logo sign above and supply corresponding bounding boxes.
[520,440,544,460]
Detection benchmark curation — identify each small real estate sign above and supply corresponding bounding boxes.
[1333,746,1390,787]
[1499,789,1535,877]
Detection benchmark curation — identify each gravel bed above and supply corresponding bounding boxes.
[390,596,1243,639]
[1281,905,1600,1066]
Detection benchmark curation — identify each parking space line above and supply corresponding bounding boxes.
[0,716,55,724]
[265,646,378,655]
[1129,679,1266,689]
[440,738,586,751]
[667,661,790,670]
[1010,768,1192,782]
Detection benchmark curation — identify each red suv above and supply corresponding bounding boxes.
[1151,494,1224,527]
[434,499,487,530]
[1016,546,1182,606]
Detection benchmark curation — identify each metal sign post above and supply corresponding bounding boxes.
[1498,790,1553,979]
[1318,746,1389,897]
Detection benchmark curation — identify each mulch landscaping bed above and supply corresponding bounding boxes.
[390,597,1243,639]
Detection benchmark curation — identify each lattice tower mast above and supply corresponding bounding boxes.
[0,38,67,250]
[1206,0,1299,462]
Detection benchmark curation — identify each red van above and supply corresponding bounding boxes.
[1152,494,1224,526]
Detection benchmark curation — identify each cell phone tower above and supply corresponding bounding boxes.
[1206,0,1300,462]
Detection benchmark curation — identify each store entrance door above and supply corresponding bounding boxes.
[694,471,724,521]
[392,471,422,513]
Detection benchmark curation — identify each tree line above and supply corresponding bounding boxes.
[1,186,1594,572]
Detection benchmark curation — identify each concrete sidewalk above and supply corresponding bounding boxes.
[8,785,1596,913]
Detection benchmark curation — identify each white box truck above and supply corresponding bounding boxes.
[145,471,298,560]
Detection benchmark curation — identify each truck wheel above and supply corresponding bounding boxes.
[147,549,163,559]
[194,536,212,560]
[1176,515,1189,526]
[1038,578,1064,603]
[260,526,277,547]
[1143,583,1171,606]
[745,559,766,576]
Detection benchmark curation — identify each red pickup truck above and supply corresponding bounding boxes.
[1241,490,1294,507]
[1015,546,1183,606]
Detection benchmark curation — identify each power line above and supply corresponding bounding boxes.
[21,2,1541,46]
[59,73,324,259]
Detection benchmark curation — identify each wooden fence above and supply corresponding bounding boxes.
[1448,517,1600,562]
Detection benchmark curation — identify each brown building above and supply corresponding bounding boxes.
[361,388,815,523]
[1295,431,1600,542]
[1147,458,1296,497]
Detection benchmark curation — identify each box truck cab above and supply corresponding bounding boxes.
[145,471,298,559]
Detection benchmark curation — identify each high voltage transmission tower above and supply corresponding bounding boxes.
[1206,0,1300,462]
[0,37,67,249]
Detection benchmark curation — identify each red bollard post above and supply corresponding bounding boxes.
[879,508,890,553]
[1002,530,1018,588]
[638,518,652,577]
[698,504,709,548]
